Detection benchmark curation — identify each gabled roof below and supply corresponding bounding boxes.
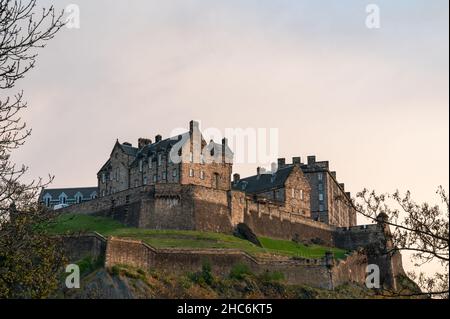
[39,187,98,201]
[120,143,139,157]
[130,132,191,166]
[232,165,295,194]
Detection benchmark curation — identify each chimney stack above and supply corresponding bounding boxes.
[233,173,240,183]
[330,171,337,179]
[339,183,345,191]
[271,162,277,173]
[138,138,152,149]
[189,120,199,134]
[307,156,316,166]
[277,158,286,169]
[292,157,301,165]
[155,135,162,143]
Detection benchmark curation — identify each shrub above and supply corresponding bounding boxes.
[229,263,253,280]
[188,261,215,287]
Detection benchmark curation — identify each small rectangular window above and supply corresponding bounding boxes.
[291,189,295,198]
[173,169,177,177]
[148,158,152,169]
[153,174,157,182]
[189,169,194,177]
[200,171,205,180]
[158,154,162,166]
[319,193,324,201]
[300,189,304,200]
[162,172,167,180]
[189,152,193,163]
[318,173,323,181]
[143,176,148,185]
[319,204,324,212]
[139,160,143,172]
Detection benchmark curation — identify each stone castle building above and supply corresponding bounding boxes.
[55,120,357,231]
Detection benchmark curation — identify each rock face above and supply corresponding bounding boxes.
[233,223,262,247]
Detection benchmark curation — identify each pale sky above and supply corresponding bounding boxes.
[12,1,448,227]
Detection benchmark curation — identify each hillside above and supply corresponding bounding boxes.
[48,214,421,299]
[49,214,347,259]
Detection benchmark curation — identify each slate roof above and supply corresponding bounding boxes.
[120,143,139,157]
[232,165,294,194]
[39,187,98,201]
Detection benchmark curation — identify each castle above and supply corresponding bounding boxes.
[55,120,405,290]
[82,120,357,230]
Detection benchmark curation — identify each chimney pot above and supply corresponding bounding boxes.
[292,157,301,165]
[233,173,240,183]
[277,158,286,168]
[155,135,162,143]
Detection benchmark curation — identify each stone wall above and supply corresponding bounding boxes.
[243,202,335,246]
[61,232,106,262]
[333,224,384,251]
[62,233,405,291]
[104,236,334,289]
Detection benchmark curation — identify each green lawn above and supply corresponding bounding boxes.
[48,214,348,259]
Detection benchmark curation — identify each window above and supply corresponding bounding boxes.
[300,189,304,200]
[60,196,66,204]
[134,181,139,188]
[76,195,82,204]
[319,204,324,212]
[172,169,177,177]
[45,197,51,207]
[291,189,295,198]
[200,171,205,180]
[143,176,148,185]
[153,174,157,182]
[200,154,205,164]
[213,173,219,189]
[189,169,194,177]
[318,183,323,191]
[148,157,153,168]
[319,193,324,201]
[116,167,120,181]
[189,152,193,163]
[162,172,167,180]
[139,160,143,172]
[318,173,323,181]
[158,154,162,166]
[110,173,113,181]
[101,173,106,184]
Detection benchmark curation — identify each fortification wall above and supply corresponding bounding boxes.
[62,234,404,291]
[331,250,368,288]
[243,200,335,245]
[104,237,333,289]
[61,232,106,262]
[333,224,385,250]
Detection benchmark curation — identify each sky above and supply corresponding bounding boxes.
[9,0,449,271]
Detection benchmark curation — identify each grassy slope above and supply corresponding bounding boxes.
[49,214,347,259]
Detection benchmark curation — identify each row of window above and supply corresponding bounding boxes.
[44,194,97,207]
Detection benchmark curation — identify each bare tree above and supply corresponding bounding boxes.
[352,187,449,298]
[0,0,65,298]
